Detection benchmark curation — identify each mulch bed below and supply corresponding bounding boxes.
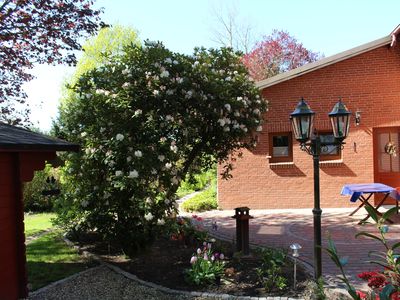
[72,232,311,298]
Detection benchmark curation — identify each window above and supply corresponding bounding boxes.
[319,132,341,161]
[268,132,293,163]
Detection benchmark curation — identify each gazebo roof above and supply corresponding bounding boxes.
[0,123,79,152]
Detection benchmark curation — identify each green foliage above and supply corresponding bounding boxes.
[26,231,90,290]
[23,164,60,212]
[181,178,217,212]
[255,247,288,292]
[177,166,216,198]
[54,39,266,255]
[325,206,400,299]
[24,213,56,237]
[185,242,225,286]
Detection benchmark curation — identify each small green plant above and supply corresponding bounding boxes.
[185,241,225,286]
[255,247,288,292]
[181,179,217,212]
[325,206,400,300]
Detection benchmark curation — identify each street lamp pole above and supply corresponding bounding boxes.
[290,97,351,280]
[311,136,322,279]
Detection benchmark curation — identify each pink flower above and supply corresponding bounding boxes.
[196,248,201,255]
[190,256,197,264]
[220,253,224,260]
[204,253,208,261]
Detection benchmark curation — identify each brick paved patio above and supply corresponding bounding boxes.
[183,207,400,291]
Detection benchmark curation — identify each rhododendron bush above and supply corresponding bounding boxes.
[54,41,266,254]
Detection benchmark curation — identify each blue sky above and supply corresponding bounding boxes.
[25,0,400,131]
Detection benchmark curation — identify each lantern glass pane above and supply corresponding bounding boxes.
[330,115,349,139]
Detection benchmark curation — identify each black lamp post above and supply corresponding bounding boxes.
[290,97,351,280]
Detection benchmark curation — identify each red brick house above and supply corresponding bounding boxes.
[218,25,400,209]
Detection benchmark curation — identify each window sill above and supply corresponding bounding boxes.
[319,159,344,167]
[269,162,295,169]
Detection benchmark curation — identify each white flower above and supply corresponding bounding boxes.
[217,119,226,127]
[234,111,240,117]
[81,200,89,208]
[253,108,261,115]
[122,68,129,75]
[134,150,142,158]
[224,103,231,112]
[153,90,159,96]
[256,125,263,132]
[115,170,123,177]
[170,145,178,153]
[127,156,132,162]
[165,162,172,169]
[96,89,105,94]
[176,77,183,84]
[160,70,170,78]
[108,160,115,167]
[166,89,174,95]
[165,58,172,64]
[157,219,165,225]
[233,124,240,129]
[173,60,179,65]
[225,76,231,81]
[104,90,110,96]
[158,155,165,162]
[160,137,167,143]
[171,176,179,185]
[100,127,106,133]
[193,61,199,67]
[128,170,139,178]
[116,134,124,141]
[223,126,230,132]
[81,132,87,137]
[134,109,142,116]
[85,93,92,99]
[237,96,243,101]
[151,168,157,175]
[165,115,174,122]
[144,212,154,221]
[122,82,131,89]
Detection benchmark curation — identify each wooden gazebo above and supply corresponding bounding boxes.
[0,123,78,300]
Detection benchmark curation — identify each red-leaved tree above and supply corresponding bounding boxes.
[242,30,322,82]
[0,0,102,124]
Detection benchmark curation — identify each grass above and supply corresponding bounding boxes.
[181,178,217,212]
[26,231,92,291]
[177,167,216,198]
[24,212,56,237]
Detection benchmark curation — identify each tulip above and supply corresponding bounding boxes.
[190,256,197,264]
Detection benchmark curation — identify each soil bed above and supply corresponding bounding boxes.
[73,232,311,298]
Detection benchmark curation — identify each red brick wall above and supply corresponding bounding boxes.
[218,43,400,209]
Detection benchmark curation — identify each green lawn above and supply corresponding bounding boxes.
[24,213,56,237]
[26,231,91,291]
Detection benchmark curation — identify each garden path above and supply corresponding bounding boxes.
[181,207,400,291]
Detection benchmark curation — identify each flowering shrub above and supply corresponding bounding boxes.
[186,241,225,285]
[326,206,400,300]
[168,216,208,244]
[54,40,266,254]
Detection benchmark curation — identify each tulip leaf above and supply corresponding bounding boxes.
[355,232,381,242]
[382,206,397,220]
[379,283,395,300]
[364,205,379,223]
[392,241,400,250]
